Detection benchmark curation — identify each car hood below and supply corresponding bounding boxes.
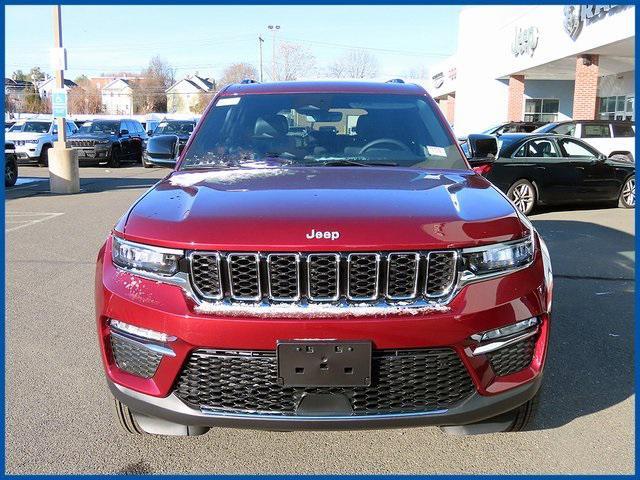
[120,166,526,250]
[5,131,47,141]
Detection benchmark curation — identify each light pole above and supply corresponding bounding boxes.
[258,35,264,82]
[268,25,280,80]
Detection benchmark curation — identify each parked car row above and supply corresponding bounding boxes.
[5,117,198,169]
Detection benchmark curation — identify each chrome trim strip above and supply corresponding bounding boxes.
[346,253,381,301]
[425,250,459,299]
[110,330,176,357]
[188,252,224,301]
[199,406,449,419]
[472,327,539,356]
[460,235,533,254]
[227,253,262,301]
[112,236,183,255]
[266,253,301,301]
[306,253,341,302]
[385,252,420,300]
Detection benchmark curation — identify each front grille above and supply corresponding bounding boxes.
[189,251,458,305]
[174,348,475,415]
[487,336,536,376]
[69,140,97,148]
[110,334,162,378]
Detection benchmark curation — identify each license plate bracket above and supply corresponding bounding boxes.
[277,340,372,387]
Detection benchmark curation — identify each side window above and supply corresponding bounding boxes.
[526,139,558,158]
[581,123,611,138]
[612,123,635,137]
[558,139,598,158]
[513,143,528,158]
[550,123,576,136]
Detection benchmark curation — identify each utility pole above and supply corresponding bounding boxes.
[268,25,280,80]
[258,35,264,82]
[49,5,79,194]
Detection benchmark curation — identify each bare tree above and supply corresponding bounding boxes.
[219,62,258,87]
[273,42,315,81]
[68,81,103,115]
[328,50,379,79]
[133,56,176,114]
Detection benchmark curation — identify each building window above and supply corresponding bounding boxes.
[524,99,559,122]
[599,95,634,121]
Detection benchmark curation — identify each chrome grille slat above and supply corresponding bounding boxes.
[227,253,261,301]
[426,251,458,298]
[347,253,380,301]
[307,253,340,301]
[267,254,301,301]
[386,252,420,300]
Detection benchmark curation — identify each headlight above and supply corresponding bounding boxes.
[112,236,182,275]
[462,234,535,276]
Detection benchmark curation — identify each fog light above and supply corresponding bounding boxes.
[471,317,539,356]
[109,319,174,342]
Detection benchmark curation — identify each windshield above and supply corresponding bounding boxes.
[180,93,466,170]
[10,121,51,133]
[154,121,194,135]
[78,121,119,135]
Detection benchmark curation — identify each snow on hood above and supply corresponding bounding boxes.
[195,301,450,318]
[169,168,288,187]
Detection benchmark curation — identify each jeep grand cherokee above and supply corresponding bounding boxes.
[96,80,552,436]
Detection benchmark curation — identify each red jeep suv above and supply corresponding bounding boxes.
[96,80,552,436]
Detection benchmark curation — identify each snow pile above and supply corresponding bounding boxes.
[195,301,450,318]
[169,168,285,187]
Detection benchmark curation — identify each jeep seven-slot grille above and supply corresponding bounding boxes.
[189,251,458,304]
[174,348,475,415]
[69,139,97,148]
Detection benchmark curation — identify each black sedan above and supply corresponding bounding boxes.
[468,133,635,214]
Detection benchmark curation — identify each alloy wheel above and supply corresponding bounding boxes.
[622,177,635,207]
[511,183,534,213]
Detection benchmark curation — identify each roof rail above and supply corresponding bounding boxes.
[239,79,259,84]
[386,78,405,84]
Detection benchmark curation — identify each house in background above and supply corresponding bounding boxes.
[38,77,79,100]
[166,75,216,113]
[101,78,135,115]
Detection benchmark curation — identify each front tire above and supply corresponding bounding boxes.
[5,159,18,187]
[114,398,146,435]
[619,176,635,208]
[108,147,122,168]
[441,392,540,435]
[38,145,51,167]
[507,179,536,215]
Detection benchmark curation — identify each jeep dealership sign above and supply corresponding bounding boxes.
[511,26,539,57]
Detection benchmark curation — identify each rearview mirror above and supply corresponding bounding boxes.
[467,134,498,159]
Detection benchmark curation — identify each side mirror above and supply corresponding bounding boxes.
[598,153,607,161]
[119,129,129,136]
[467,134,498,159]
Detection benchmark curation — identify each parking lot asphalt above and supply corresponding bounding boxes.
[5,165,635,474]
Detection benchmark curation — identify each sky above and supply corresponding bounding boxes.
[6,5,463,83]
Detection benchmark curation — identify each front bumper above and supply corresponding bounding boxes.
[96,235,551,429]
[108,373,543,430]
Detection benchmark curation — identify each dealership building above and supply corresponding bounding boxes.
[429,5,635,136]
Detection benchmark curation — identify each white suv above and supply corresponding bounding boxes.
[534,120,635,162]
[5,119,78,166]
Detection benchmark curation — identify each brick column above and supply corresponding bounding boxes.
[444,94,455,125]
[573,54,599,120]
[507,75,525,121]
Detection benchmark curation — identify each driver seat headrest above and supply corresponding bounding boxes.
[254,114,289,138]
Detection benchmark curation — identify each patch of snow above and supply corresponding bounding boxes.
[195,301,450,318]
[169,168,286,187]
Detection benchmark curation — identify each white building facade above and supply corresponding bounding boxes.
[101,78,135,115]
[429,5,635,136]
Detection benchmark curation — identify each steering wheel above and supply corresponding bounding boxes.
[359,138,411,155]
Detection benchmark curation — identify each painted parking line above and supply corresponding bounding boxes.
[5,212,65,232]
